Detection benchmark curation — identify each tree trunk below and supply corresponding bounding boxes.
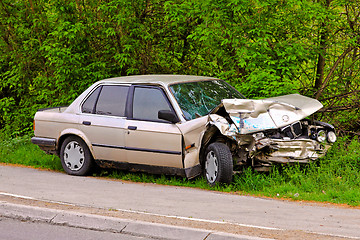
[314,26,326,89]
[315,46,354,99]
[314,0,331,90]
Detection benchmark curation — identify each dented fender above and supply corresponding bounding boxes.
[176,116,208,169]
[207,114,253,146]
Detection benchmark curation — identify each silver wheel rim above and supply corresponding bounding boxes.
[63,141,85,171]
[205,150,218,183]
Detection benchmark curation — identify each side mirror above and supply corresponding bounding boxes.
[158,110,179,123]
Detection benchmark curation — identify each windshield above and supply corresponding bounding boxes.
[170,80,245,120]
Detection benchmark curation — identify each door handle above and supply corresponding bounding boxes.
[128,126,137,130]
[82,121,91,126]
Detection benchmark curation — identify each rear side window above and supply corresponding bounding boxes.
[82,85,129,117]
[96,86,128,116]
[132,87,173,122]
[82,87,101,114]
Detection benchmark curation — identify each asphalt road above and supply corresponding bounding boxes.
[0,165,359,239]
[0,216,148,240]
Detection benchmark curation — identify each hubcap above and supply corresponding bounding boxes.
[205,150,218,183]
[63,141,84,171]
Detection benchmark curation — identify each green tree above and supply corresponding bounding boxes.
[0,0,359,136]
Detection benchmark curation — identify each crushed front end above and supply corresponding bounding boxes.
[251,119,335,164]
[209,94,336,171]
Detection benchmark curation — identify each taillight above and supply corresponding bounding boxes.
[33,120,35,132]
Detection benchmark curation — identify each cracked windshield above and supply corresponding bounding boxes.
[170,80,244,120]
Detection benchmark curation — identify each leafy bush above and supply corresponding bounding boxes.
[0,0,359,136]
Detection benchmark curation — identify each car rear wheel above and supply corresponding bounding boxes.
[204,142,233,186]
[60,136,93,176]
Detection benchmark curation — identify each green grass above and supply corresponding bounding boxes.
[1,133,359,206]
[0,134,63,171]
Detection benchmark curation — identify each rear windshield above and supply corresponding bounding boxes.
[170,80,244,120]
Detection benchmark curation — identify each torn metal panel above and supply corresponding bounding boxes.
[207,114,253,146]
[253,138,329,164]
[221,94,323,134]
[207,114,234,137]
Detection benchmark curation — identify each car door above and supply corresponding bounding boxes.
[79,84,129,162]
[125,85,183,168]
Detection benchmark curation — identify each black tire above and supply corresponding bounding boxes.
[203,142,233,186]
[60,136,94,176]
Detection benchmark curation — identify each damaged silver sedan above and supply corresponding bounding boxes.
[31,75,336,185]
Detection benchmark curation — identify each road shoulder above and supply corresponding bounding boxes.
[0,194,345,240]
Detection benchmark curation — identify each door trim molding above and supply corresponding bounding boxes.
[92,143,181,155]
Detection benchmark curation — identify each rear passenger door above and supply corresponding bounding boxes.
[79,84,129,162]
[124,85,183,168]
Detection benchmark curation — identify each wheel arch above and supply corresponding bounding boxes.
[199,125,235,166]
[58,129,95,158]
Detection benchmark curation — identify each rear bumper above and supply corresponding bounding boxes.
[31,137,57,155]
[31,137,56,146]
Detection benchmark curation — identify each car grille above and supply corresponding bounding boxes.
[281,121,302,139]
[292,122,302,136]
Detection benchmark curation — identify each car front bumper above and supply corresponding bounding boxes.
[253,138,330,164]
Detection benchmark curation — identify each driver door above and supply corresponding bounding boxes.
[124,86,183,168]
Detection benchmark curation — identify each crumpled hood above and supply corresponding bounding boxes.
[219,94,323,134]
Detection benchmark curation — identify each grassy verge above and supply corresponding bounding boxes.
[0,135,63,171]
[1,133,359,206]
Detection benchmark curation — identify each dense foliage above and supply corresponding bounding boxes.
[0,0,359,136]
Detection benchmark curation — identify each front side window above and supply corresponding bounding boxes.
[132,87,173,122]
[170,80,245,120]
[81,85,129,117]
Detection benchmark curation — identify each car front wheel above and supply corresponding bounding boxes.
[60,136,93,176]
[204,142,233,186]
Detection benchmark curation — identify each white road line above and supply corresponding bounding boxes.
[0,192,36,200]
[115,208,281,231]
[0,191,78,206]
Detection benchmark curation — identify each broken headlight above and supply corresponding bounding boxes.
[310,129,336,143]
[327,131,337,143]
[316,130,327,142]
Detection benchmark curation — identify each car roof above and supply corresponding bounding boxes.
[97,75,220,87]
